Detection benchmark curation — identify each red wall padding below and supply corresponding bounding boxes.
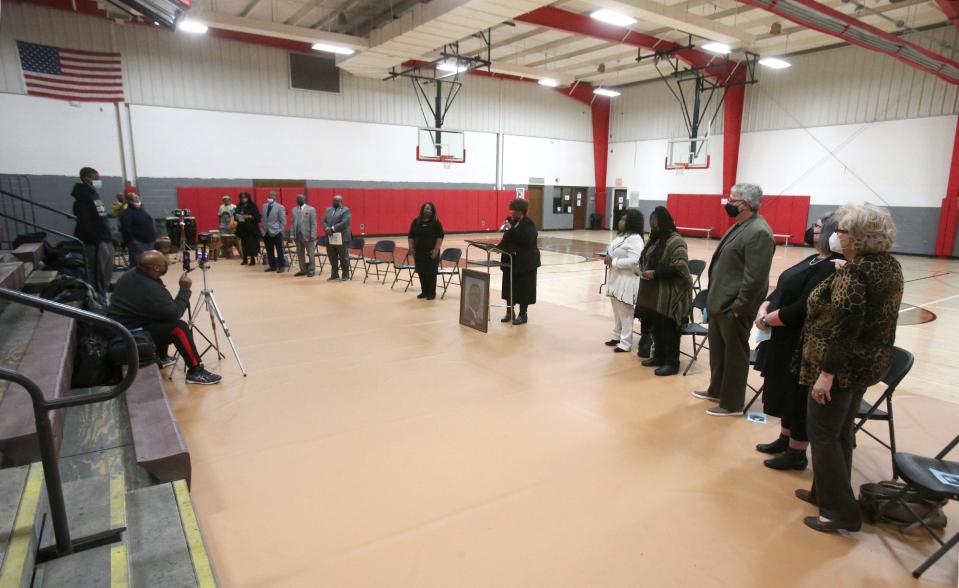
[666,193,810,243]
[666,194,729,238]
[177,187,514,236]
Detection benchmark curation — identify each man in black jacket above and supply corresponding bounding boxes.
[108,250,221,385]
[71,167,114,296]
[118,192,156,267]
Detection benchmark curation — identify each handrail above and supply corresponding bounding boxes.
[0,211,84,248]
[0,189,77,221]
[0,288,138,558]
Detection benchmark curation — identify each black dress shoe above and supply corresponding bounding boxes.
[512,314,528,325]
[307,272,315,278]
[794,489,816,505]
[417,293,427,299]
[654,364,679,376]
[764,449,808,471]
[294,271,307,277]
[425,296,435,300]
[264,267,275,272]
[637,334,653,358]
[604,339,619,346]
[641,357,663,367]
[756,435,789,454]
[240,260,248,266]
[501,311,514,323]
[613,347,628,353]
[803,516,861,533]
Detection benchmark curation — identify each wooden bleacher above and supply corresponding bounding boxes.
[0,245,215,586]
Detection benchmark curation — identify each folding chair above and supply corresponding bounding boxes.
[391,252,417,291]
[283,234,298,269]
[688,259,707,295]
[882,433,959,578]
[743,343,767,413]
[854,346,914,477]
[347,237,366,281]
[437,248,462,299]
[680,290,709,376]
[364,240,395,284]
[314,240,329,274]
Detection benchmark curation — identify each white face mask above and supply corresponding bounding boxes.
[828,232,844,254]
[91,179,103,190]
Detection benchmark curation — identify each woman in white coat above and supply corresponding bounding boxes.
[604,209,645,352]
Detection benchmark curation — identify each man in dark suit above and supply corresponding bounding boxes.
[261,192,287,273]
[693,183,775,416]
[321,195,352,281]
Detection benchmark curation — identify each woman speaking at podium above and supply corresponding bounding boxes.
[497,198,541,325]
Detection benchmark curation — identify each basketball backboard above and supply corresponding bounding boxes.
[417,127,465,163]
[666,136,710,170]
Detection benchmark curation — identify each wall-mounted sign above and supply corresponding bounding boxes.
[515,187,526,199]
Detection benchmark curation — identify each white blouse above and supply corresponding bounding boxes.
[606,233,644,305]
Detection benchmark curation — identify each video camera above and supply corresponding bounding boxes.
[182,244,209,272]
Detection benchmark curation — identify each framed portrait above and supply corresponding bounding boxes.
[459,269,490,333]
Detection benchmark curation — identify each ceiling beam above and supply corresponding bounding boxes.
[595,0,757,46]
[239,0,264,18]
[310,0,364,30]
[285,0,324,26]
[187,11,369,50]
[525,40,616,68]
[495,36,583,63]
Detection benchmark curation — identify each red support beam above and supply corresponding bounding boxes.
[515,6,744,83]
[935,117,959,256]
[722,84,745,198]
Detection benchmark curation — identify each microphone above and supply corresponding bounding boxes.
[499,216,512,231]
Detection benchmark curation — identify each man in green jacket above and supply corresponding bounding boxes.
[693,183,776,416]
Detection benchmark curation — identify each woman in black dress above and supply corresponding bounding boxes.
[497,198,541,325]
[407,202,445,300]
[754,214,843,470]
[233,192,261,266]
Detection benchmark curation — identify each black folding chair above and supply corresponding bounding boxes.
[854,346,914,477]
[391,253,417,291]
[314,239,329,274]
[882,433,959,578]
[347,237,366,281]
[680,290,709,376]
[688,259,706,295]
[743,343,766,413]
[437,248,462,299]
[283,234,298,268]
[364,240,395,284]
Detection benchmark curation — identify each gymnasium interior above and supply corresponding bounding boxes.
[1,0,959,585]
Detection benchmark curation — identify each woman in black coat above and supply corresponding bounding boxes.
[233,192,261,265]
[497,198,541,325]
[408,202,445,300]
[754,214,843,470]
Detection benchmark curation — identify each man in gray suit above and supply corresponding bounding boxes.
[261,192,287,273]
[290,193,317,277]
[692,183,776,417]
[322,194,352,281]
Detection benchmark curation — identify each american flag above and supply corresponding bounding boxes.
[16,41,124,103]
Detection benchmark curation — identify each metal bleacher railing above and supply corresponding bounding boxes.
[0,187,80,248]
[0,288,138,560]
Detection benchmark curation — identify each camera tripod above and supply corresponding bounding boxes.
[169,251,247,378]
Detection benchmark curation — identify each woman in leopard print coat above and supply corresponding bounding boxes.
[796,203,903,534]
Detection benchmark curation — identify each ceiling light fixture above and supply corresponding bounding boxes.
[311,42,355,55]
[436,60,468,73]
[702,42,731,55]
[538,78,559,87]
[177,19,208,34]
[593,87,621,97]
[759,57,791,69]
[590,9,637,27]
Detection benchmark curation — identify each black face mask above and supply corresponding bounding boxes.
[724,202,741,218]
[333,202,341,209]
[804,226,815,246]
[297,199,306,206]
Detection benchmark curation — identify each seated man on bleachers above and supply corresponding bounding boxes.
[107,250,222,385]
